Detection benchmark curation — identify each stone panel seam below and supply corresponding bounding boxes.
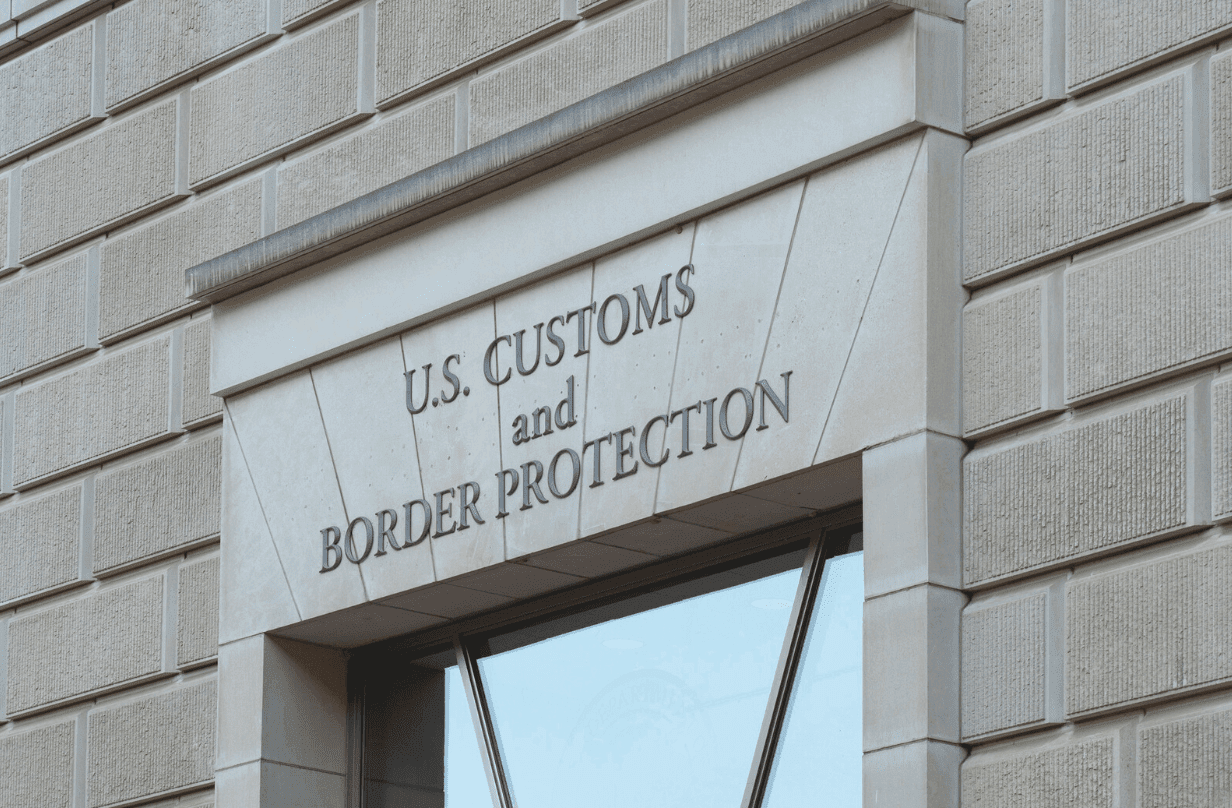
[812,136,924,465]
[174,89,190,197]
[357,1,375,114]
[1118,719,1138,808]
[395,335,440,578]
[1185,55,1212,204]
[4,671,177,722]
[1189,378,1213,527]
[0,389,13,497]
[169,326,184,434]
[89,8,104,118]
[667,0,685,57]
[0,615,7,721]
[5,167,19,273]
[78,474,94,585]
[74,707,87,808]
[454,80,470,154]
[83,244,99,350]
[260,167,277,237]
[1044,574,1065,725]
[161,564,178,674]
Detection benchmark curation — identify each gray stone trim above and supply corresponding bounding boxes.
[185,0,921,303]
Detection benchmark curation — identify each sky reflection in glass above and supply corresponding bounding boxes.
[479,566,803,808]
[763,551,864,808]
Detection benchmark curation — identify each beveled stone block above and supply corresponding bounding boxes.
[375,0,564,108]
[961,593,1047,740]
[6,575,163,714]
[469,0,668,146]
[105,0,273,111]
[1066,215,1232,402]
[0,22,99,165]
[99,180,261,342]
[0,485,81,607]
[13,336,173,489]
[276,93,454,228]
[182,319,222,427]
[0,721,75,808]
[1139,706,1232,808]
[961,737,1114,808]
[964,73,1193,286]
[190,14,365,188]
[0,250,91,384]
[1067,543,1232,717]
[178,555,220,667]
[964,392,1199,587]
[86,680,216,807]
[93,436,221,575]
[964,0,1053,132]
[1068,0,1232,92]
[21,98,184,262]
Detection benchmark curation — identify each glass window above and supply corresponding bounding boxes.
[357,519,862,808]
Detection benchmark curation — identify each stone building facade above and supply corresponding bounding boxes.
[0,0,1228,807]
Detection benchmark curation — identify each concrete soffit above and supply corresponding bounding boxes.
[184,0,930,305]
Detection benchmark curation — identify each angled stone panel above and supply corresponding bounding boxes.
[0,485,81,606]
[93,437,221,575]
[6,576,163,714]
[1067,543,1232,716]
[964,393,1194,587]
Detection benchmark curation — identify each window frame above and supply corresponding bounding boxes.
[347,506,863,808]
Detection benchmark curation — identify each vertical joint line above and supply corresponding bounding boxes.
[261,167,278,237]
[1043,263,1067,411]
[1187,55,1212,203]
[74,707,89,808]
[668,0,687,59]
[397,335,436,578]
[345,663,366,808]
[80,475,96,583]
[91,13,107,118]
[454,637,515,808]
[455,79,471,155]
[163,563,181,673]
[1,390,15,494]
[266,0,284,35]
[84,245,100,349]
[1043,0,1066,100]
[170,326,185,433]
[8,166,22,270]
[174,89,192,196]
[1190,377,1213,525]
[358,1,377,113]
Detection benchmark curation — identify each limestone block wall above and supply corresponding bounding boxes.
[963,1,1232,804]
[0,1,974,806]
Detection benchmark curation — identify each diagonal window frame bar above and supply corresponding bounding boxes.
[454,635,516,808]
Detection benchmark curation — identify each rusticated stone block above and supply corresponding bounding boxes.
[99,181,261,342]
[178,556,219,666]
[190,15,363,188]
[277,94,453,228]
[106,0,271,110]
[7,576,163,714]
[1066,216,1232,402]
[961,593,1047,739]
[1068,0,1232,92]
[93,437,221,575]
[1067,544,1232,716]
[182,319,222,426]
[964,394,1191,586]
[13,337,172,488]
[376,0,563,108]
[1215,378,1232,522]
[964,75,1188,285]
[965,0,1048,131]
[470,1,668,145]
[0,721,75,808]
[963,280,1045,434]
[87,680,216,807]
[1210,52,1232,196]
[21,98,183,262]
[1139,708,1232,808]
[0,22,97,164]
[0,486,80,606]
[0,251,89,383]
[962,738,1114,808]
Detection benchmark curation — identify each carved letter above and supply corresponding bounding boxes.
[640,414,670,467]
[484,335,512,385]
[613,426,638,480]
[441,354,463,403]
[402,499,431,546]
[320,526,343,573]
[719,387,755,440]
[404,364,432,414]
[376,508,400,555]
[495,469,519,519]
[433,488,457,537]
[756,371,792,430]
[459,482,485,529]
[520,461,550,511]
[545,315,567,366]
[633,274,673,334]
[344,517,374,564]
[597,294,631,345]
[674,264,697,317]
[548,449,581,498]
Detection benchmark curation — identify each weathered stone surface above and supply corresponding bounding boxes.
[376,0,562,107]
[1066,216,1232,401]
[105,0,270,110]
[1139,707,1232,808]
[965,0,1046,131]
[0,485,80,606]
[13,337,172,488]
[1068,0,1232,91]
[1209,51,1232,196]
[7,575,163,713]
[283,0,351,28]
[964,75,1188,285]
[277,94,454,228]
[87,680,216,807]
[962,281,1044,434]
[190,15,362,187]
[0,721,75,808]
[0,251,88,383]
[961,593,1047,739]
[964,394,1191,586]
[178,556,219,667]
[961,738,1114,808]
[99,181,261,342]
[21,99,182,261]
[1067,544,1232,716]
[1215,377,1232,522]
[470,0,668,145]
[93,437,221,575]
[182,319,222,426]
[0,22,96,164]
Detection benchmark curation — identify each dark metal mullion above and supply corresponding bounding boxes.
[344,666,366,808]
[454,636,516,808]
[740,529,831,808]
